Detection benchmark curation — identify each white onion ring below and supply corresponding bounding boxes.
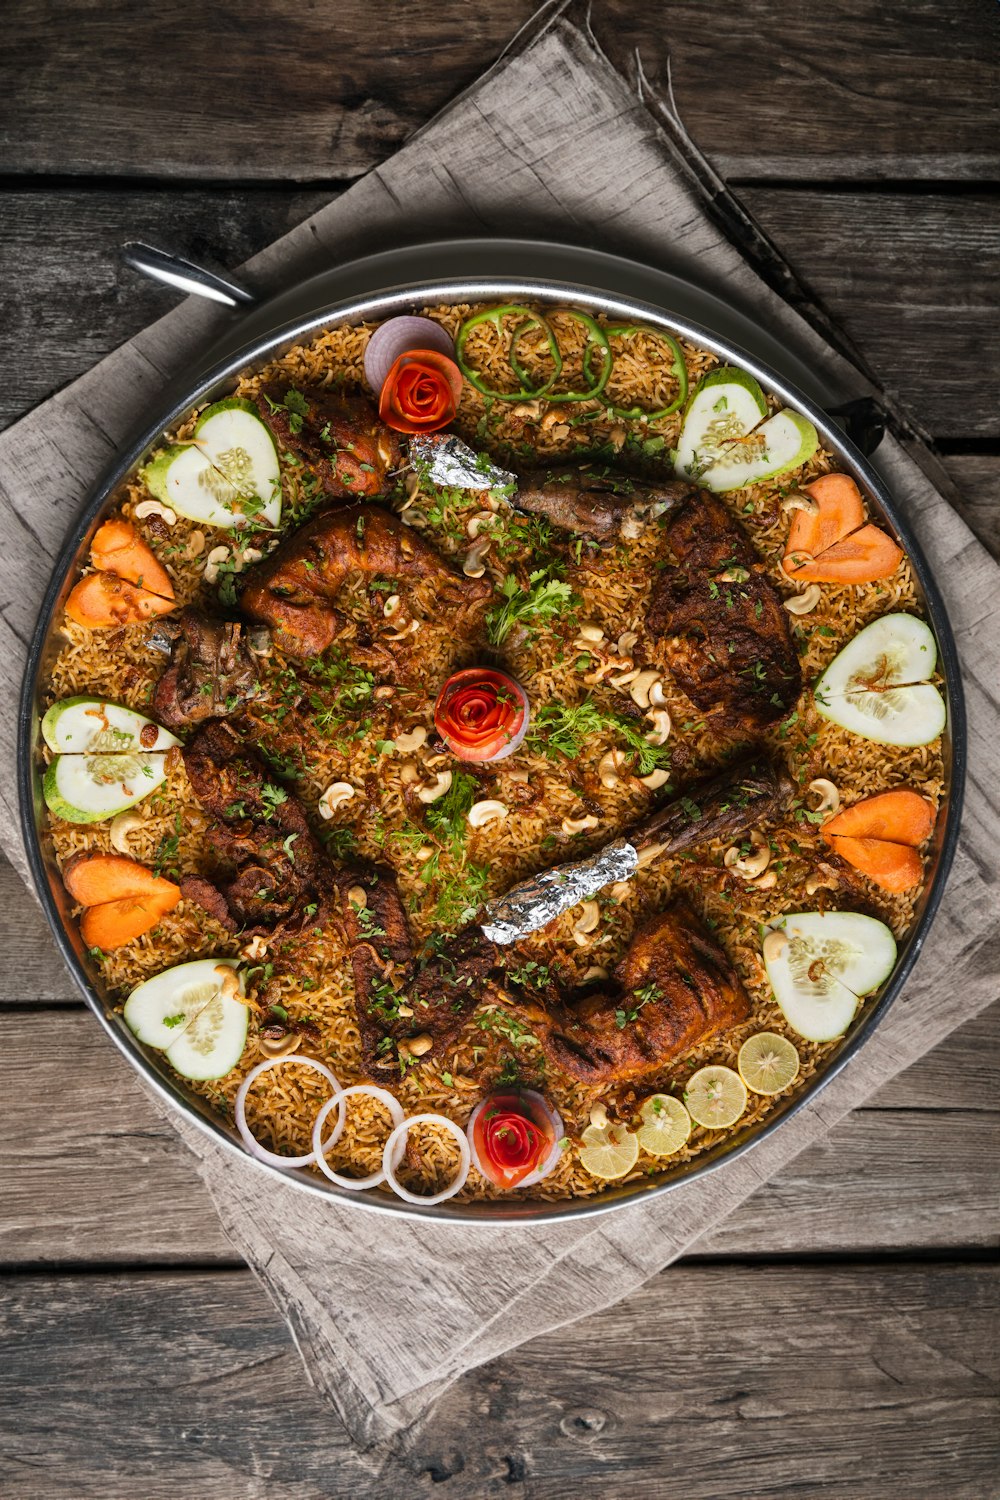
[312,1084,406,1191]
[466,1088,564,1190]
[381,1112,471,1205]
[235,1055,344,1170]
[363,316,455,397]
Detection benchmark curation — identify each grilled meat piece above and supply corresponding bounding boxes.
[151,608,261,730]
[648,489,802,729]
[240,503,492,658]
[627,756,794,856]
[181,720,335,939]
[331,865,503,1075]
[255,384,401,501]
[179,874,237,933]
[534,898,750,1087]
[514,465,690,541]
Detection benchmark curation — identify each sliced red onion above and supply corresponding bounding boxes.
[466,1089,564,1190]
[364,316,455,398]
[381,1113,471,1205]
[312,1084,406,1191]
[235,1055,343,1170]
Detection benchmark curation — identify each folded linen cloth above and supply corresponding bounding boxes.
[1,1,997,1465]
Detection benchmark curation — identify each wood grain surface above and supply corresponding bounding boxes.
[0,1,997,1494]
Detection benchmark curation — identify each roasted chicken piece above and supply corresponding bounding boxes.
[255,384,401,501]
[239,503,492,658]
[331,865,503,1075]
[151,609,261,730]
[531,898,750,1087]
[648,489,802,729]
[180,720,336,940]
[514,464,689,542]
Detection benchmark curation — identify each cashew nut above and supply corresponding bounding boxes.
[202,545,230,584]
[463,536,492,578]
[806,865,841,896]
[751,870,777,890]
[347,885,368,910]
[466,511,496,539]
[608,667,640,688]
[383,594,403,619]
[259,1032,302,1060]
[808,778,841,815]
[108,810,142,854]
[781,489,819,515]
[185,529,207,560]
[645,708,672,747]
[599,749,628,789]
[561,813,600,835]
[415,845,435,862]
[399,761,421,786]
[577,622,606,644]
[393,726,427,754]
[635,842,666,868]
[318,782,356,818]
[724,829,771,880]
[416,771,453,804]
[589,1101,609,1129]
[581,965,609,983]
[467,799,508,829]
[784,584,823,616]
[399,1033,433,1059]
[241,935,269,961]
[629,669,662,710]
[715,566,750,584]
[213,965,243,1003]
[572,900,601,942]
[384,618,421,643]
[648,679,670,708]
[402,472,421,503]
[762,928,790,963]
[617,630,639,656]
[639,768,671,790]
[133,499,177,525]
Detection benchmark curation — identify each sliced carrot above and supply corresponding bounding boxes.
[822,788,935,846]
[80,889,181,950]
[828,835,923,893]
[65,571,176,628]
[63,852,180,907]
[91,518,174,600]
[786,473,866,561]
[785,523,903,584]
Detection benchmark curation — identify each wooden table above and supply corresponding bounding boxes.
[1,4,997,1495]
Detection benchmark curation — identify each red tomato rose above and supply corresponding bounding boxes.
[472,1093,554,1189]
[434,667,528,763]
[378,349,463,434]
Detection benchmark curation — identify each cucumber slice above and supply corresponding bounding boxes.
[41,696,179,754]
[43,751,169,824]
[814,613,946,747]
[142,398,280,531]
[763,910,897,1042]
[697,409,819,492]
[124,959,243,1050]
[674,368,768,480]
[165,988,249,1080]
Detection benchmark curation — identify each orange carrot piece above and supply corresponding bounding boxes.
[62,852,180,908]
[80,889,181,950]
[786,473,866,562]
[91,518,174,600]
[65,571,176,628]
[828,835,923,893]
[822,788,935,846]
[785,523,903,584]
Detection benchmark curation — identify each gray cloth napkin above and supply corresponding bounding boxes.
[1,3,997,1464]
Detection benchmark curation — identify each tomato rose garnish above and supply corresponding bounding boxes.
[378,349,463,435]
[434,667,529,763]
[469,1091,560,1190]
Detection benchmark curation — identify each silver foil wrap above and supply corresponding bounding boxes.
[479,840,639,945]
[410,433,516,493]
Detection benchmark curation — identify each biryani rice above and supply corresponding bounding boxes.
[39,304,945,1201]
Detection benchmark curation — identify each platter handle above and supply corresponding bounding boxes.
[120,242,257,308]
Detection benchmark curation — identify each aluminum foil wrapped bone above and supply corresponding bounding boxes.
[479,839,639,945]
[409,433,516,493]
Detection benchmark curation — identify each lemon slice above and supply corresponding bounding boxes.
[637,1094,692,1157]
[684,1066,747,1129]
[578,1121,640,1180]
[738,1032,800,1095]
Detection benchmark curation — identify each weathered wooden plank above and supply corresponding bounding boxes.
[1,1007,996,1266]
[1,187,997,440]
[943,454,1000,557]
[0,1264,995,1498]
[0,1,996,182]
